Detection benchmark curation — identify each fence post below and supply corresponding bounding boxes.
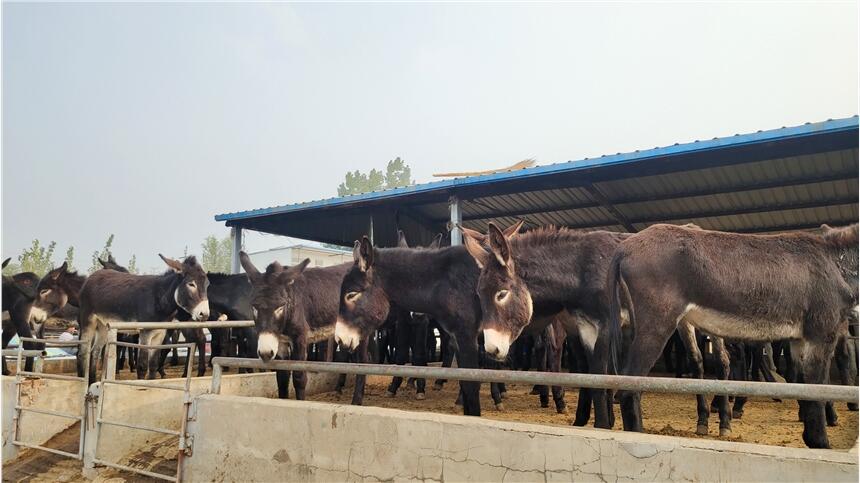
[105,329,118,379]
[210,363,223,395]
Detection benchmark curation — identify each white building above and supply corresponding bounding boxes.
[246,244,352,269]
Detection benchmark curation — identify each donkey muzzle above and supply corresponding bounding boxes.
[483,328,512,361]
[191,300,210,321]
[257,332,279,362]
[334,319,361,352]
[28,306,49,324]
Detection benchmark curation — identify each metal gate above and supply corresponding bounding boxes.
[12,337,89,459]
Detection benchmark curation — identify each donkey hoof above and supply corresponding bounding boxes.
[495,403,505,411]
[696,424,708,436]
[415,392,426,401]
[732,410,744,419]
[709,406,719,414]
[433,383,444,391]
[500,391,508,400]
[385,391,396,398]
[529,388,540,395]
[719,428,731,438]
[827,419,839,427]
[848,403,858,412]
[556,406,568,415]
[540,402,550,408]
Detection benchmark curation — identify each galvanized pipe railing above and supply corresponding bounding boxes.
[106,320,255,331]
[209,357,859,403]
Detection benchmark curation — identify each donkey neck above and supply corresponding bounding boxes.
[153,272,183,317]
[62,273,88,307]
[374,246,478,314]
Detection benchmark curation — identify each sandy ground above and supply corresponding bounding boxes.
[309,374,859,450]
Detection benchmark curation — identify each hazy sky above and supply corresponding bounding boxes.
[3,2,858,272]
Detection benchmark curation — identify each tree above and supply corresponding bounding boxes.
[2,260,21,276]
[89,234,115,274]
[64,246,75,271]
[200,235,233,273]
[336,157,413,197]
[18,239,57,277]
[127,255,139,274]
[384,157,412,189]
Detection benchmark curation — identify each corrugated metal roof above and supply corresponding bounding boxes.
[216,116,858,247]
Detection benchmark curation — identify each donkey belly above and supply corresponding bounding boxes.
[681,303,802,342]
[307,325,335,344]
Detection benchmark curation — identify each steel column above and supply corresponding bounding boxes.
[449,195,462,246]
[230,226,243,274]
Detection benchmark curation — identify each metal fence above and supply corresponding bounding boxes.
[210,357,859,403]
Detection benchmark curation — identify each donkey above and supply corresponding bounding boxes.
[333,227,521,417]
[461,222,630,428]
[2,259,40,374]
[96,256,140,372]
[77,255,210,383]
[606,223,858,448]
[29,262,87,339]
[239,252,353,401]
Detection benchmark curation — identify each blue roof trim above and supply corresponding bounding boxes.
[215,116,859,223]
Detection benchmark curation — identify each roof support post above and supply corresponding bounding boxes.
[449,195,462,246]
[368,214,375,245]
[583,183,637,232]
[230,226,243,274]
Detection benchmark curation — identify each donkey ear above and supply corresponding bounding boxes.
[108,254,117,264]
[397,230,409,248]
[503,220,525,239]
[159,254,184,273]
[50,262,68,280]
[460,227,487,246]
[280,258,310,285]
[2,258,11,269]
[98,258,108,268]
[487,223,513,267]
[239,251,262,283]
[429,233,443,249]
[463,230,490,269]
[357,237,374,272]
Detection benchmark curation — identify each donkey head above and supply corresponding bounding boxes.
[30,262,74,328]
[822,223,859,303]
[239,251,310,362]
[335,237,391,352]
[463,220,528,361]
[160,254,210,321]
[98,254,128,272]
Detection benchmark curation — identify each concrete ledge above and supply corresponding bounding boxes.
[182,394,858,482]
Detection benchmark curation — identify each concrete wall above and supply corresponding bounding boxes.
[82,370,341,477]
[2,376,85,463]
[182,395,858,482]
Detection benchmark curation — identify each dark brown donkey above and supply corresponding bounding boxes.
[606,223,859,449]
[239,252,354,401]
[2,259,40,374]
[334,231,522,416]
[77,255,211,384]
[462,223,631,429]
[29,262,87,338]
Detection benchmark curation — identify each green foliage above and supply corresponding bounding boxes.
[127,255,139,274]
[89,234,115,274]
[2,260,21,275]
[384,157,412,189]
[336,157,414,197]
[64,246,75,271]
[200,235,233,273]
[18,239,57,277]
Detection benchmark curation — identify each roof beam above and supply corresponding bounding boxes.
[582,183,637,232]
[734,219,859,233]
[442,171,857,223]
[627,196,857,225]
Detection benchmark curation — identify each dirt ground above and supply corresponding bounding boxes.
[309,375,859,450]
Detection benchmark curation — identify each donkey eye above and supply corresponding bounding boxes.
[275,306,285,316]
[187,281,196,289]
[252,307,258,318]
[345,291,361,302]
[495,290,510,303]
[40,289,50,296]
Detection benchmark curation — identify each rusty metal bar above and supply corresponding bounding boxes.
[15,406,81,420]
[101,379,186,391]
[105,320,254,330]
[211,357,859,403]
[17,337,83,347]
[17,371,85,382]
[14,440,81,459]
[92,458,178,482]
[112,341,196,350]
[2,349,46,357]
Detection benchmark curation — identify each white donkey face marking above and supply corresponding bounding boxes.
[334,318,362,352]
[257,332,279,362]
[483,327,512,361]
[190,299,210,321]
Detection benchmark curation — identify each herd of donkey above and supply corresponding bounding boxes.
[2,220,858,449]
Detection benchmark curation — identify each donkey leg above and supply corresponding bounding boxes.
[549,335,567,414]
[791,338,834,449]
[712,337,733,437]
[456,334,482,417]
[386,321,410,397]
[351,337,370,406]
[434,331,454,390]
[293,339,309,401]
[412,318,429,399]
[147,329,168,380]
[834,334,857,411]
[678,322,710,435]
[570,335,593,426]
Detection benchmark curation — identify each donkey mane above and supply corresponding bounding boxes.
[206,272,235,283]
[510,225,625,251]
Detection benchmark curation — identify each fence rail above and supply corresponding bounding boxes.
[105,320,254,331]
[210,357,859,403]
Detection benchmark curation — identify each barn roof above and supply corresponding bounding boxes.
[215,116,859,248]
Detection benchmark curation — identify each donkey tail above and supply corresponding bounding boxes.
[606,250,625,375]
